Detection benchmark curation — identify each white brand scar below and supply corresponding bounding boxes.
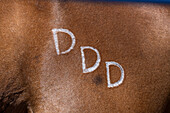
[80,46,101,73]
[52,28,76,55]
[106,61,125,88]
[52,28,125,88]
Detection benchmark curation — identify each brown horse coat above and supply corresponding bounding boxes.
[0,0,169,113]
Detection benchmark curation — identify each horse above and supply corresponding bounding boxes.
[0,0,169,113]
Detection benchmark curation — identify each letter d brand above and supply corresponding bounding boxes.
[81,46,101,73]
[52,28,76,55]
[106,61,125,88]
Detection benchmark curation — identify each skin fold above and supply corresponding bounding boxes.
[0,0,169,113]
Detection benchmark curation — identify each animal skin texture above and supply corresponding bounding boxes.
[0,0,169,113]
